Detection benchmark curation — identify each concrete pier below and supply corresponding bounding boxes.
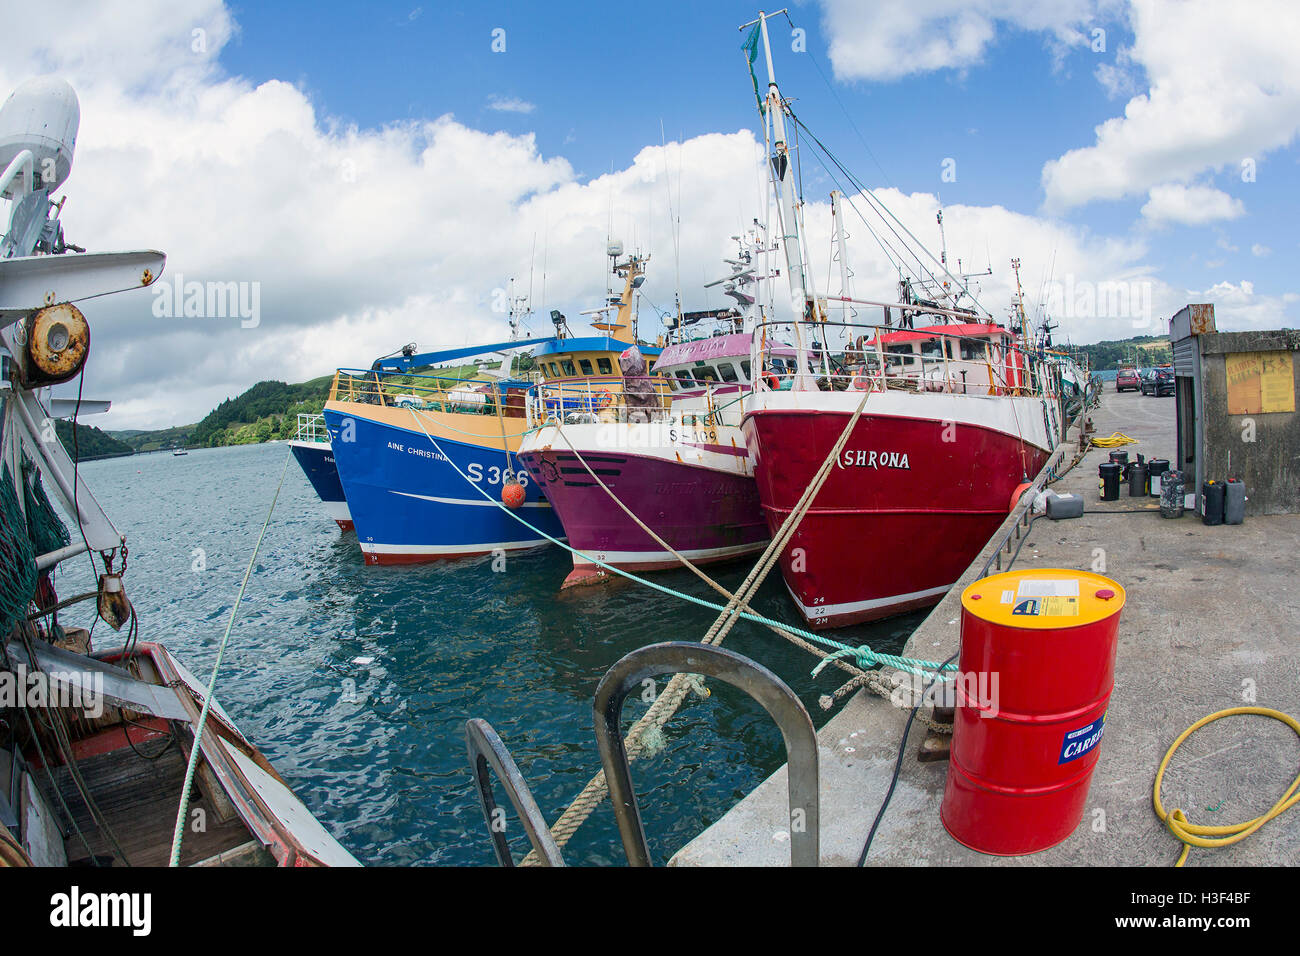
[673,389,1300,866]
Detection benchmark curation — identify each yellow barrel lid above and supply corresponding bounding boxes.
[961,569,1125,629]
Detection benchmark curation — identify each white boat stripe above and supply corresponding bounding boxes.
[359,538,562,555]
[784,581,952,619]
[570,541,768,564]
[390,490,553,509]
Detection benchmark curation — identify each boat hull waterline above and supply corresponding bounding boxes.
[289,438,354,531]
[518,421,768,587]
[743,390,1053,628]
[324,402,564,564]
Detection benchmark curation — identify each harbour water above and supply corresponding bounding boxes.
[58,441,918,865]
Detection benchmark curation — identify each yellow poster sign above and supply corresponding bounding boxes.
[1226,352,1295,414]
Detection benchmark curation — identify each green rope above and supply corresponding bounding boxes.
[809,643,956,680]
[169,450,291,867]
[404,410,955,680]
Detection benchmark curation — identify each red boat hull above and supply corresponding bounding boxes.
[743,404,1050,628]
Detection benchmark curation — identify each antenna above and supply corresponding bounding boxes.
[660,120,683,325]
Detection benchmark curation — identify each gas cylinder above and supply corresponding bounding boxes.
[1127,459,1146,497]
[1146,459,1169,498]
[941,569,1125,855]
[1098,462,1121,501]
[1159,469,1184,518]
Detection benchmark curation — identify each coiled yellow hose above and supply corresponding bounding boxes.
[1153,706,1300,866]
[1089,431,1138,448]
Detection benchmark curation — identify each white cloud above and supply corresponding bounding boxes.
[817,0,1112,82]
[486,95,536,114]
[5,1,1290,431]
[1042,0,1300,210]
[1251,243,1271,258]
[1139,183,1245,226]
[2,6,773,430]
[1192,280,1298,331]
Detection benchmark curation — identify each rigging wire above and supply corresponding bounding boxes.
[785,107,995,318]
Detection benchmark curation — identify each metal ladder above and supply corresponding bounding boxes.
[466,640,820,866]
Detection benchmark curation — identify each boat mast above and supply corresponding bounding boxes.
[584,241,646,346]
[748,9,815,388]
[1011,257,1029,340]
[831,190,854,329]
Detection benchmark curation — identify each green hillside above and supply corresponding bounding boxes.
[101,350,527,451]
[110,424,197,453]
[1066,335,1172,371]
[56,420,135,461]
[191,376,335,447]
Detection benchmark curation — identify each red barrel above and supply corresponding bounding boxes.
[940,569,1124,855]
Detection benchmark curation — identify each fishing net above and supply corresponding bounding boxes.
[22,455,70,557]
[0,463,37,637]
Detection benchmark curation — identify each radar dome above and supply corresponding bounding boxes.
[0,77,80,200]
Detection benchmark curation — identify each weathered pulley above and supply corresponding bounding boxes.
[24,301,89,386]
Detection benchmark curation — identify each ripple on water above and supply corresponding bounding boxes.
[59,442,919,865]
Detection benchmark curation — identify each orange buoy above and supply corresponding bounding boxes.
[502,482,526,509]
[1009,481,1033,512]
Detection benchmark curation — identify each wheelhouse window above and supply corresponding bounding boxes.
[717,361,739,382]
[675,369,694,386]
[920,339,943,358]
[696,366,719,382]
[548,362,560,377]
[561,360,577,377]
[597,357,613,375]
[960,338,986,361]
[740,360,752,380]
[579,359,594,376]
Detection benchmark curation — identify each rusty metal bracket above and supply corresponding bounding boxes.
[593,641,820,867]
[464,718,565,867]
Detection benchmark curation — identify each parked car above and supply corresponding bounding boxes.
[1116,367,1140,392]
[1141,365,1174,396]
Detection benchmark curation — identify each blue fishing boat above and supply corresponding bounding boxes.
[289,413,353,530]
[323,246,660,564]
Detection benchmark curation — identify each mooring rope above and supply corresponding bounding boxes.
[404,402,955,862]
[550,423,946,687]
[169,450,291,867]
[403,407,952,679]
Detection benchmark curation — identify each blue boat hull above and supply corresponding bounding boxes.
[289,440,353,530]
[322,406,562,564]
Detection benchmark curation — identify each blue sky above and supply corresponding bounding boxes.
[5,0,1297,428]
[213,0,1292,302]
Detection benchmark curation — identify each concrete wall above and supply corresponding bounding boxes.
[1198,329,1300,515]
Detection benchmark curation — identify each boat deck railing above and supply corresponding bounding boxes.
[294,413,330,443]
[524,376,676,427]
[329,367,530,415]
[753,301,1056,398]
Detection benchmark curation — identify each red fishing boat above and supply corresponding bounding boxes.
[739,13,1063,628]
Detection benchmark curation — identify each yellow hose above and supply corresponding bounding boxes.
[1089,431,1138,448]
[1153,706,1300,866]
